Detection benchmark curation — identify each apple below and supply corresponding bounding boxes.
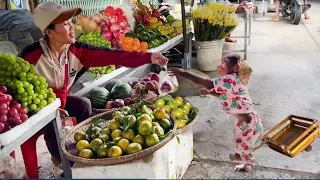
[150,73,160,82]
[106,101,114,109]
[114,99,125,108]
[124,97,134,106]
[145,81,156,92]
[151,80,159,94]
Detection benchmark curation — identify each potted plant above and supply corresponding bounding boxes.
[192,3,238,71]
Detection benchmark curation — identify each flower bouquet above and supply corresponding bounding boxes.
[192,3,239,42]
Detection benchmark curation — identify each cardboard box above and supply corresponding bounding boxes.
[0,0,7,10]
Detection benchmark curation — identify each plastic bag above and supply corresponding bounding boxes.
[119,0,136,30]
[0,156,24,179]
[158,70,179,96]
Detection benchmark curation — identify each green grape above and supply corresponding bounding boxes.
[33,80,40,86]
[37,94,44,100]
[28,96,33,101]
[49,92,56,99]
[34,86,40,93]
[27,84,34,91]
[47,98,54,104]
[32,94,37,100]
[39,90,46,96]
[33,98,40,104]
[40,100,47,107]
[15,81,23,88]
[21,97,28,102]
[29,104,37,111]
[22,65,30,72]
[40,84,46,89]
[28,100,32,105]
[23,81,29,88]
[17,87,25,94]
[22,92,28,97]
[27,89,35,95]
[22,102,28,107]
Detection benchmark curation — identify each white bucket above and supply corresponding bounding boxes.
[256,1,268,14]
[195,40,223,72]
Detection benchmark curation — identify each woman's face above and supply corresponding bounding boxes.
[46,19,75,44]
[217,58,229,76]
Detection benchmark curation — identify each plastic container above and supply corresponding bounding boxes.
[256,1,268,14]
[195,40,223,72]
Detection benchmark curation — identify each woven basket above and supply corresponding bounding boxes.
[238,60,252,86]
[61,108,177,166]
[92,96,159,116]
[175,114,199,135]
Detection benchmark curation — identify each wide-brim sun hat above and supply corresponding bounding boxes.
[33,2,82,32]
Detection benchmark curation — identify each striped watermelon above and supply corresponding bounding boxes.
[88,87,110,109]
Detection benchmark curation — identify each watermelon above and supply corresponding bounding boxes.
[88,87,110,109]
[111,83,133,99]
[105,79,122,92]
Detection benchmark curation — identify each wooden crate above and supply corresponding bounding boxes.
[264,115,319,157]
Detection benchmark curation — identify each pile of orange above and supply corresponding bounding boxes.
[119,37,148,52]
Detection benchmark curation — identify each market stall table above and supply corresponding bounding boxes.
[71,129,194,179]
[0,99,72,178]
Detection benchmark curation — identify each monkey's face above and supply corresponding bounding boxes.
[217,59,229,76]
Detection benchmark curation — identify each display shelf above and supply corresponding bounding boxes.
[71,30,193,97]
[148,30,192,54]
[0,99,61,147]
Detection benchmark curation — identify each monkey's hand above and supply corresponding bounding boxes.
[199,88,213,95]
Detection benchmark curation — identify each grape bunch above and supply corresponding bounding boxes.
[0,53,56,115]
[88,65,116,75]
[78,31,112,48]
[0,86,28,133]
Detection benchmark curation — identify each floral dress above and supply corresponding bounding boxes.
[213,73,263,164]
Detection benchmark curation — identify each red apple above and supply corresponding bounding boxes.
[145,81,156,92]
[106,101,114,109]
[114,99,125,108]
[150,73,160,82]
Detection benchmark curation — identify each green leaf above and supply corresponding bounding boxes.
[176,136,180,144]
[105,142,116,148]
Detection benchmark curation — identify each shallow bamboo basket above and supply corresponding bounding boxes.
[92,96,159,115]
[238,60,252,86]
[61,108,177,166]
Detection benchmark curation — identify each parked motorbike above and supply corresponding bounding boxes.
[280,0,311,25]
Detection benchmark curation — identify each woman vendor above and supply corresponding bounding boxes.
[18,2,168,178]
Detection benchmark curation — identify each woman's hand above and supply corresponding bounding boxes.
[59,108,69,120]
[151,53,168,66]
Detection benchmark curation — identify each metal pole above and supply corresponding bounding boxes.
[180,0,189,69]
[244,11,248,60]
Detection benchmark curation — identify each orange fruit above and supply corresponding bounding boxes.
[122,44,132,51]
[119,37,125,45]
[140,42,148,49]
[132,44,140,52]
[132,39,140,46]
[123,37,134,44]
